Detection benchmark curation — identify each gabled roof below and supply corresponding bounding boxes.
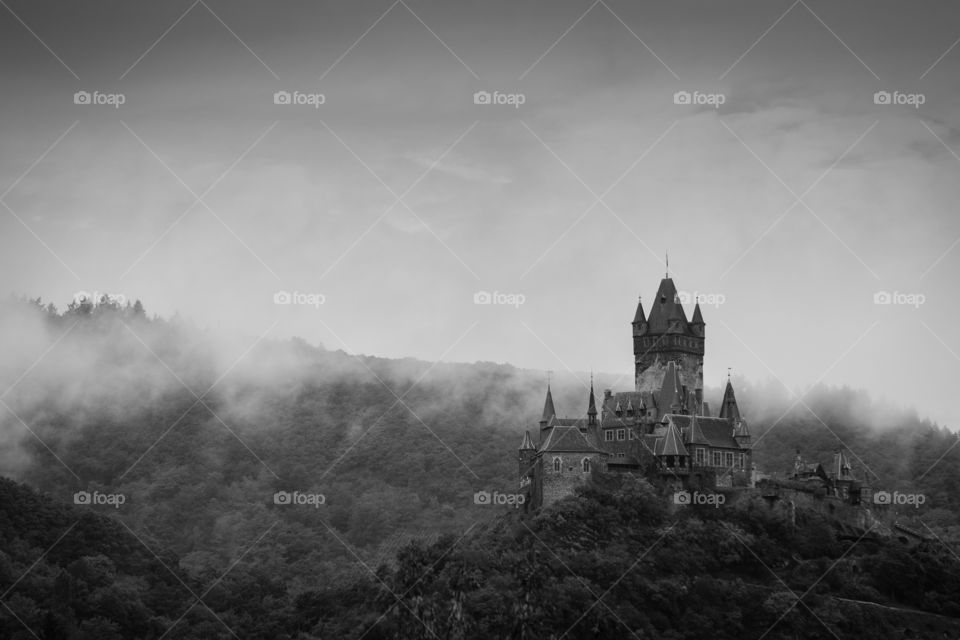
[547,415,588,428]
[665,414,744,450]
[685,411,708,445]
[539,425,605,453]
[645,278,690,334]
[718,380,741,422]
[519,430,535,450]
[541,385,556,423]
[655,421,688,457]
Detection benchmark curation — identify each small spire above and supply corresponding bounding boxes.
[519,430,535,451]
[541,383,557,424]
[665,251,669,278]
[587,374,597,418]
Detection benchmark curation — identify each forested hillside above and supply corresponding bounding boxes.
[1,296,959,638]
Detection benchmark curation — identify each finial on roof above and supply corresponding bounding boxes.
[665,251,669,278]
[727,367,731,381]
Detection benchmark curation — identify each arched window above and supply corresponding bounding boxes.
[582,458,590,472]
[553,457,561,472]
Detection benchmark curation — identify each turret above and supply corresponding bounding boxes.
[632,296,647,337]
[539,385,556,430]
[690,302,705,338]
[518,430,537,487]
[718,377,742,423]
[587,380,597,425]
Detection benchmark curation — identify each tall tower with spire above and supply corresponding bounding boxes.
[632,274,705,395]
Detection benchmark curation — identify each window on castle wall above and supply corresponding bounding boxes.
[553,458,561,472]
[582,458,590,472]
[617,429,625,441]
[604,430,614,442]
[738,454,744,469]
[725,452,734,467]
[712,451,721,466]
[696,448,705,465]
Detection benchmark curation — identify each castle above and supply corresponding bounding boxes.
[518,275,753,509]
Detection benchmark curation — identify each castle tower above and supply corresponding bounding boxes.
[518,430,536,488]
[633,277,704,394]
[718,377,741,423]
[539,385,556,431]
[587,379,597,426]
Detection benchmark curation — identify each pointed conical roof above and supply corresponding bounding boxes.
[734,418,750,439]
[645,278,689,334]
[657,421,688,457]
[632,296,646,324]
[659,361,684,413]
[519,430,535,451]
[718,379,741,423]
[587,382,597,416]
[541,385,556,423]
[691,302,704,325]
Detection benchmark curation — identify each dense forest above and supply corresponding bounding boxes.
[1,295,959,638]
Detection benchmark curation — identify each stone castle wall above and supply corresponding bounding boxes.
[539,452,595,508]
[635,353,703,394]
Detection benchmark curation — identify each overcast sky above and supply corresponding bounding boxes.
[1,0,959,429]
